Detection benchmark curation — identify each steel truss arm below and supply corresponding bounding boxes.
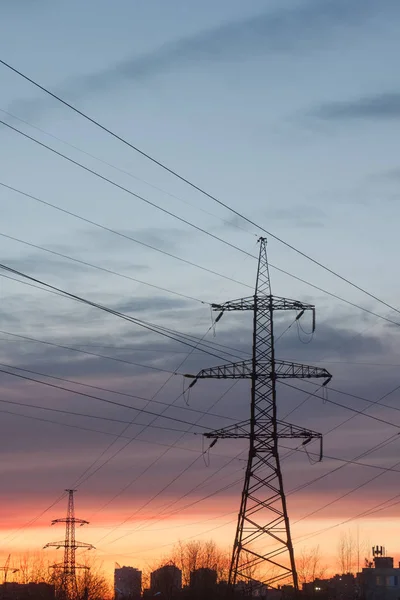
[51,562,91,571]
[194,359,331,383]
[212,295,314,313]
[44,541,95,550]
[51,518,88,525]
[204,418,322,441]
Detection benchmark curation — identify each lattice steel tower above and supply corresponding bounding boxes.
[44,490,94,600]
[193,238,331,591]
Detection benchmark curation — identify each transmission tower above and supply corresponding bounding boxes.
[44,490,94,600]
[0,555,19,584]
[191,238,332,591]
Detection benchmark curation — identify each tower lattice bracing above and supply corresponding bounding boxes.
[44,490,94,600]
[193,238,332,591]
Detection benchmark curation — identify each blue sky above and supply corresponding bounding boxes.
[1,0,400,573]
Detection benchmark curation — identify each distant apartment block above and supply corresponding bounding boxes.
[114,565,142,600]
[0,582,55,600]
[358,546,400,600]
[150,564,182,599]
[190,567,217,590]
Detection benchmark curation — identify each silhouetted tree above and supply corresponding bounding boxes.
[297,546,326,585]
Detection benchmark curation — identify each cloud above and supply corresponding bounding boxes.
[113,295,191,315]
[3,253,92,277]
[0,301,399,539]
[8,0,397,120]
[263,205,326,229]
[82,226,193,256]
[311,92,400,122]
[376,166,400,181]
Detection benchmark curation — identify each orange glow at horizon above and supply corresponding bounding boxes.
[1,505,399,583]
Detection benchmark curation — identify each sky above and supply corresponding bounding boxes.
[1,0,400,582]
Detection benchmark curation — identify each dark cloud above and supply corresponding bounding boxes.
[3,253,92,277]
[263,205,326,229]
[8,0,397,120]
[113,295,191,315]
[81,226,193,256]
[0,302,399,529]
[377,167,400,181]
[311,92,400,122]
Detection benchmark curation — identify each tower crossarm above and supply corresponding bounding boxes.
[74,541,95,550]
[274,360,331,383]
[204,419,250,439]
[211,295,314,313]
[204,419,321,442]
[195,360,253,379]
[193,360,331,384]
[275,419,322,440]
[44,541,95,550]
[51,518,89,525]
[50,562,90,571]
[44,541,68,550]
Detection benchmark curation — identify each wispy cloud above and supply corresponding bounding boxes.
[263,205,326,229]
[311,92,400,122]
[9,0,397,119]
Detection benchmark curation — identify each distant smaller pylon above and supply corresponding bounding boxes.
[44,490,94,600]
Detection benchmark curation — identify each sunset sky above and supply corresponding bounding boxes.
[1,0,400,581]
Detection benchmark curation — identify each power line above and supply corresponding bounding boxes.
[0,264,248,362]
[0,314,247,363]
[2,181,400,329]
[0,328,229,373]
[0,367,212,432]
[0,120,254,289]
[104,473,244,549]
[304,378,400,412]
[0,266,247,543]
[2,492,68,544]
[0,404,210,450]
[2,58,399,318]
[0,361,237,422]
[9,367,399,544]
[292,452,400,527]
[101,440,400,556]
[0,395,225,435]
[279,381,400,430]
[4,251,400,532]
[89,380,240,541]
[0,262,246,544]
[99,481,243,560]
[73,237,258,496]
[121,442,400,546]
[72,333,236,491]
[288,432,400,500]
[0,332,177,375]
[0,182,400,326]
[103,440,400,549]
[0,213,250,305]
[0,227,206,306]
[8,414,230,463]
[99,434,395,557]
[0,188,251,294]
[0,107,255,237]
[0,263,253,360]
[293,481,400,546]
[95,434,400,560]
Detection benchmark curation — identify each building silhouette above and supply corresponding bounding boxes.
[0,583,55,600]
[114,566,142,600]
[189,568,217,595]
[302,574,355,599]
[150,565,182,600]
[358,546,400,600]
